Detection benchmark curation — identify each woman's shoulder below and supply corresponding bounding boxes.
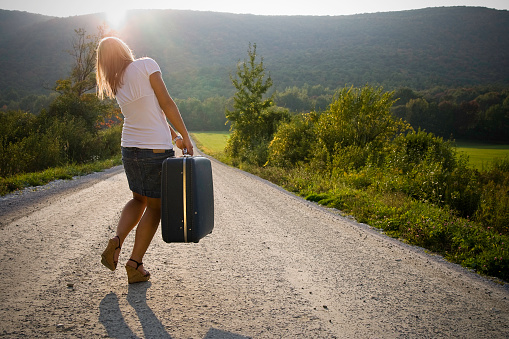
[134,57,158,65]
[132,58,161,75]
[134,57,161,74]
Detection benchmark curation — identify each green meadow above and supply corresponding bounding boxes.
[191,131,230,160]
[455,140,509,170]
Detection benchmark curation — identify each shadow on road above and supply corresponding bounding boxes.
[99,291,138,338]
[99,282,250,339]
[127,282,172,338]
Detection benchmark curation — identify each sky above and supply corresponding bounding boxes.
[0,0,507,17]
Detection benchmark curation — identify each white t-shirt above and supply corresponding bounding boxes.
[116,58,172,149]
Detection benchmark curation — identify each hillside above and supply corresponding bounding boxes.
[0,6,508,101]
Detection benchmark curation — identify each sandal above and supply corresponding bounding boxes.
[126,259,150,284]
[101,236,121,271]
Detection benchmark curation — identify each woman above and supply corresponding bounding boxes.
[96,36,193,284]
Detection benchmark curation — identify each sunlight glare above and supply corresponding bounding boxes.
[106,9,127,30]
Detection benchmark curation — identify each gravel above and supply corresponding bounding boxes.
[0,153,508,338]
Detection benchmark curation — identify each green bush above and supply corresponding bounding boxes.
[388,130,456,174]
[443,157,481,218]
[244,140,271,167]
[300,174,508,280]
[331,145,373,172]
[226,106,290,166]
[315,85,408,167]
[474,157,509,234]
[268,113,316,168]
[95,124,122,159]
[0,129,65,177]
[0,109,122,178]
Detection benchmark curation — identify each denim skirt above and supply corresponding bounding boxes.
[121,147,175,198]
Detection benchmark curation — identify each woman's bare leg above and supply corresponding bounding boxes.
[111,192,147,264]
[126,196,161,275]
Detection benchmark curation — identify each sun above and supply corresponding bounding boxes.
[106,9,127,30]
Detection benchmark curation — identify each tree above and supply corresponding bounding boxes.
[45,27,117,133]
[274,86,309,112]
[406,97,433,130]
[315,85,409,167]
[63,27,105,97]
[41,27,118,162]
[225,43,289,165]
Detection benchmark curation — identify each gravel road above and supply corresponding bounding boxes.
[0,150,508,338]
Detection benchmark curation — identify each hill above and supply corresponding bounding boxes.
[0,6,508,101]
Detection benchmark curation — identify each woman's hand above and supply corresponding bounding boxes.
[182,136,194,155]
[172,135,193,155]
[175,137,184,150]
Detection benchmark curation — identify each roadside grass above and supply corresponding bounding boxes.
[196,132,508,283]
[0,155,122,196]
[300,180,508,281]
[456,140,509,170]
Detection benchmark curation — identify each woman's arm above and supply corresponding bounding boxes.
[150,71,193,155]
[168,125,184,150]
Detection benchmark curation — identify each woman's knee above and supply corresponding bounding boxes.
[132,192,148,207]
[132,192,147,202]
[146,197,161,211]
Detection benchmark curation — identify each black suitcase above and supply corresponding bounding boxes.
[161,155,214,243]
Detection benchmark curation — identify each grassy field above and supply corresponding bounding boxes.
[191,131,230,156]
[455,140,509,170]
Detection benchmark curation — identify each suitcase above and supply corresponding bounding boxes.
[161,155,214,243]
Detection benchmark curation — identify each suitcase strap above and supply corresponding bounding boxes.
[183,157,188,242]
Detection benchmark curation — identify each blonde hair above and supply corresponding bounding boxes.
[96,37,135,99]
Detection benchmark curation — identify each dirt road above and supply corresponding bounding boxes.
[1,151,508,338]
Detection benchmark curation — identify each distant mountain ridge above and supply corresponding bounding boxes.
[0,10,54,37]
[0,6,508,100]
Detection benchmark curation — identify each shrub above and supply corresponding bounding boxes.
[0,109,122,178]
[331,145,373,171]
[315,85,408,167]
[216,83,509,282]
[95,124,122,159]
[388,130,457,174]
[474,157,509,234]
[268,113,316,168]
